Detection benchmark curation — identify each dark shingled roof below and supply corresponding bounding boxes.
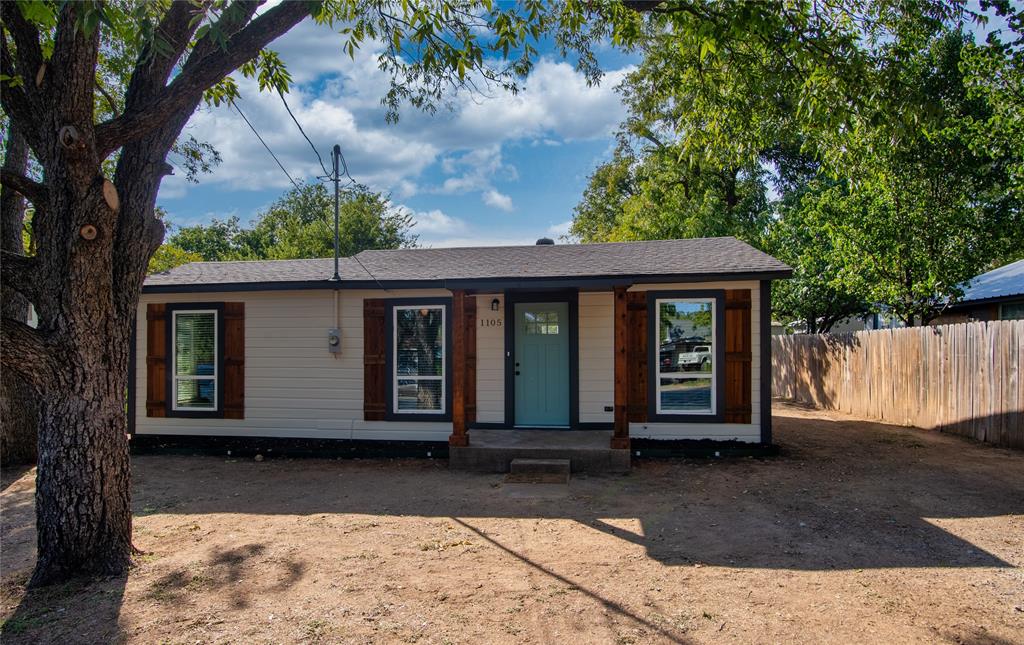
[144,237,791,290]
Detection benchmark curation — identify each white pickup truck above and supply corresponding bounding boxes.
[677,345,712,371]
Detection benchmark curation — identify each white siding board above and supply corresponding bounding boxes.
[474,294,505,423]
[135,289,452,440]
[628,280,762,435]
[578,291,614,423]
[135,281,763,441]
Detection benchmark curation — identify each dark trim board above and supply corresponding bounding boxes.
[503,290,580,429]
[130,434,449,459]
[164,302,226,419]
[760,280,773,445]
[631,438,779,459]
[383,297,454,422]
[141,270,793,295]
[468,422,612,431]
[644,289,727,424]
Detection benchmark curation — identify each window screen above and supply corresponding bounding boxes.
[173,311,217,410]
[393,305,445,413]
[655,299,715,414]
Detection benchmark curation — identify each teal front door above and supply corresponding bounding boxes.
[514,302,570,427]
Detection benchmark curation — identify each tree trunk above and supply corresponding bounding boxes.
[1,125,39,465]
[0,0,311,587]
[32,330,134,585]
[25,185,143,585]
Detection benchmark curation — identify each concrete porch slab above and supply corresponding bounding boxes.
[449,430,630,473]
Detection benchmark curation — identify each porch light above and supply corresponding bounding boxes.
[491,298,500,311]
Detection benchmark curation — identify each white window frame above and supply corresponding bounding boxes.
[172,309,218,412]
[392,304,446,415]
[655,297,716,416]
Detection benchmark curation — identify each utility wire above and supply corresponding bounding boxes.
[278,90,331,179]
[232,99,300,190]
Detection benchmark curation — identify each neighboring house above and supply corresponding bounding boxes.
[828,311,906,333]
[933,259,1024,324]
[131,237,791,467]
[775,312,903,335]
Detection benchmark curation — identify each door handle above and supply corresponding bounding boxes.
[515,370,520,376]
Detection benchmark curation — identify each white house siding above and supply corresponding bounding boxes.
[474,293,505,423]
[627,280,762,443]
[578,291,614,424]
[135,280,765,443]
[133,288,453,441]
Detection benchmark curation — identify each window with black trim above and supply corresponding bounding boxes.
[172,309,219,411]
[392,304,447,415]
[654,297,717,415]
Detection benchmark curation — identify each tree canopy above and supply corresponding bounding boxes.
[157,182,417,268]
[571,1,1024,329]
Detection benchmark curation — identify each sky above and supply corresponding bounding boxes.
[156,18,638,248]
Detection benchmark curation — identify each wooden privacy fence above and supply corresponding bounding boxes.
[772,320,1024,449]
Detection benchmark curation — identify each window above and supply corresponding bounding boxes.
[523,310,560,335]
[1000,302,1024,320]
[655,298,716,415]
[393,304,446,415]
[172,310,218,411]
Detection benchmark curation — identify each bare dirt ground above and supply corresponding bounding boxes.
[2,403,1023,644]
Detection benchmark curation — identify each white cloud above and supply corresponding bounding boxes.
[159,19,633,210]
[482,189,514,212]
[420,235,536,248]
[406,208,463,234]
[547,220,572,237]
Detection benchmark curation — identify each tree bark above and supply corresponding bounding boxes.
[0,0,311,587]
[1,125,39,465]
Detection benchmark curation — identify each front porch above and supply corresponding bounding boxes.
[448,429,630,473]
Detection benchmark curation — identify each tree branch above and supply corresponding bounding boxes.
[0,316,55,392]
[1,250,39,301]
[122,1,206,112]
[0,1,44,81]
[0,169,47,204]
[95,1,312,157]
[0,33,45,155]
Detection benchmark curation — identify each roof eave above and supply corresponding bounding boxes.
[141,269,793,295]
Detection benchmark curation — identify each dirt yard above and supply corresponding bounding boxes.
[2,404,1023,644]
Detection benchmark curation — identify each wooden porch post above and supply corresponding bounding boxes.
[449,289,470,447]
[612,286,630,449]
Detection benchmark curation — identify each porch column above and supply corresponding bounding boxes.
[449,289,470,447]
[612,286,630,449]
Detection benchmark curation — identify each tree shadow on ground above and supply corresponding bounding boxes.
[0,573,126,645]
[124,410,1022,572]
[2,408,1021,644]
[145,543,305,610]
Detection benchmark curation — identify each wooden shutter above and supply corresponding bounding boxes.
[363,298,387,421]
[222,302,245,419]
[464,295,477,424]
[724,289,752,423]
[625,290,648,422]
[146,303,167,417]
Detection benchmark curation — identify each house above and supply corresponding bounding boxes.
[932,259,1024,324]
[130,237,791,469]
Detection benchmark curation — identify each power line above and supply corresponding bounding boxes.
[231,99,299,190]
[278,90,331,179]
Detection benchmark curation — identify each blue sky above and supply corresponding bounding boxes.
[157,19,638,247]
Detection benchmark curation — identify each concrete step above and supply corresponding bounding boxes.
[510,458,571,475]
[507,458,571,484]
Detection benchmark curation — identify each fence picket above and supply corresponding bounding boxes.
[772,320,1024,449]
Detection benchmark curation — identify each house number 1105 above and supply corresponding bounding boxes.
[480,318,503,327]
